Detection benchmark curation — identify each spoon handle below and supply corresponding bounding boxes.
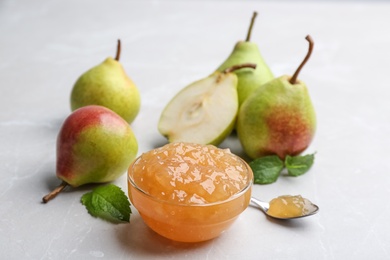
[250,197,270,213]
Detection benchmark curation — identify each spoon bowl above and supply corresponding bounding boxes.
[250,196,319,220]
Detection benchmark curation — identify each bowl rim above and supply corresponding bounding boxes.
[128,152,254,207]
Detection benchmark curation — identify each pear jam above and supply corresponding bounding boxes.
[267,195,312,218]
[127,142,253,242]
[132,142,249,203]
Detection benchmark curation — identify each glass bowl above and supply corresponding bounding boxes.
[127,150,253,243]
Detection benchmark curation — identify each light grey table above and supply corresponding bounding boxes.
[1,0,389,259]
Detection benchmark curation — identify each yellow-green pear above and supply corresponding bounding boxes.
[158,64,256,146]
[70,40,141,124]
[217,12,274,106]
[237,35,316,160]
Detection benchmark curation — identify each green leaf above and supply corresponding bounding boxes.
[81,184,131,223]
[285,153,315,176]
[80,192,99,216]
[249,155,284,184]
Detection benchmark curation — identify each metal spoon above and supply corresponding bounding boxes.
[250,196,319,220]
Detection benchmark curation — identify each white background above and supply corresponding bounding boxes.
[1,0,390,259]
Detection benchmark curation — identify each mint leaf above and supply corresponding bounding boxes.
[81,192,99,216]
[285,153,315,176]
[81,184,131,223]
[249,155,284,184]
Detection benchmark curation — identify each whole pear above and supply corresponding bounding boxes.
[70,40,141,124]
[217,12,274,106]
[237,35,316,160]
[42,105,138,203]
[158,64,256,146]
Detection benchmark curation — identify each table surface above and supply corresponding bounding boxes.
[1,0,390,259]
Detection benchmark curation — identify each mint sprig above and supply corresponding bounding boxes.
[285,153,315,176]
[249,156,284,184]
[249,153,315,184]
[81,184,131,223]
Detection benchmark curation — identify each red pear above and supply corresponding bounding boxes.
[43,105,138,203]
[237,35,316,160]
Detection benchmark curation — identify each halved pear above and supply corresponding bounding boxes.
[158,64,256,145]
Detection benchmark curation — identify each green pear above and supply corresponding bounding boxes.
[42,105,138,203]
[70,40,141,124]
[158,64,256,146]
[217,11,274,106]
[237,35,316,160]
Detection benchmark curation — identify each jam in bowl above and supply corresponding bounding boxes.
[127,142,253,242]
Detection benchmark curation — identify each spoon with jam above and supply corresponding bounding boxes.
[250,195,319,220]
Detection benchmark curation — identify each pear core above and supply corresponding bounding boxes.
[158,71,239,145]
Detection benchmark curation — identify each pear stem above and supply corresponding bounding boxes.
[289,35,314,85]
[42,181,68,203]
[115,39,121,61]
[223,63,257,74]
[245,11,258,42]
